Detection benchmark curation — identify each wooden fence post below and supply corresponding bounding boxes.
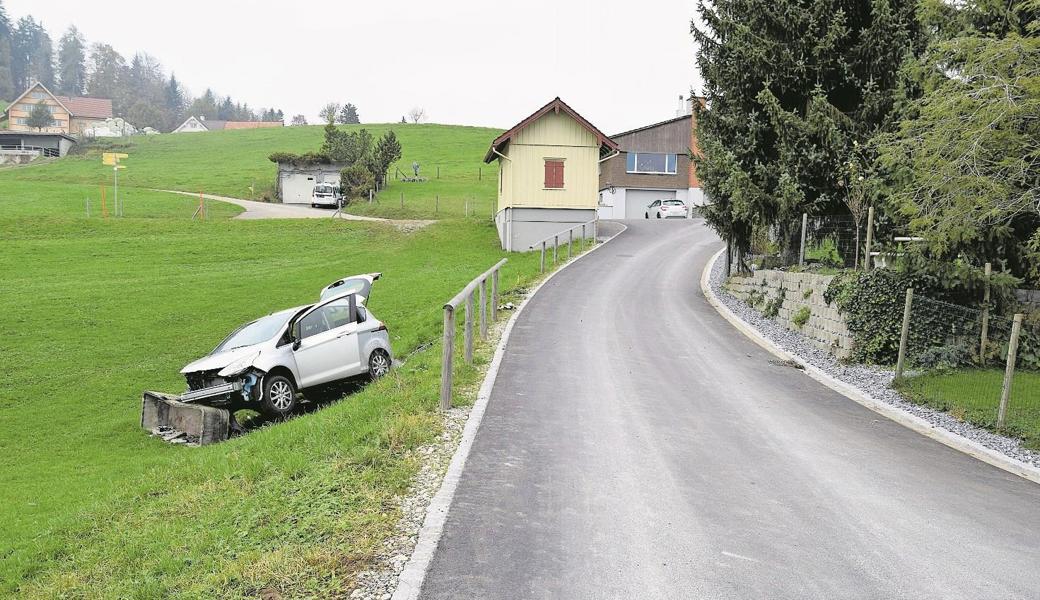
[997,313,1024,429]
[799,213,808,267]
[540,241,546,273]
[568,229,573,260]
[864,206,874,270]
[479,278,488,341]
[980,262,991,364]
[464,292,475,365]
[400,192,404,209]
[436,195,439,214]
[553,235,558,264]
[440,307,455,410]
[491,269,499,323]
[581,224,586,251]
[895,288,914,379]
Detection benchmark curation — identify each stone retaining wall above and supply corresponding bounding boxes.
[724,270,854,359]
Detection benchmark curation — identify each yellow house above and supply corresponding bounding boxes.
[3,82,113,136]
[484,97,618,251]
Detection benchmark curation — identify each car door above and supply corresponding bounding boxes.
[319,273,380,302]
[292,295,362,387]
[649,199,660,217]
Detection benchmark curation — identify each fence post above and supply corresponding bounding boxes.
[553,235,558,264]
[581,224,586,251]
[479,278,488,341]
[400,192,404,209]
[85,198,90,218]
[997,313,1024,429]
[895,287,914,379]
[437,166,440,179]
[440,307,455,410]
[799,213,808,267]
[491,268,499,323]
[592,220,597,244]
[464,292,475,365]
[568,229,573,260]
[465,200,470,217]
[980,262,991,365]
[436,195,439,214]
[369,189,373,203]
[479,167,482,181]
[864,206,874,271]
[540,241,546,273]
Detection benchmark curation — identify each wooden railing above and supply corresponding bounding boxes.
[440,259,507,409]
[529,220,598,273]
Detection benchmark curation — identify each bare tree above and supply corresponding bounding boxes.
[290,114,308,126]
[318,102,341,125]
[408,106,426,124]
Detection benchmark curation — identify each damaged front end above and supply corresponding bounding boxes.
[181,367,264,409]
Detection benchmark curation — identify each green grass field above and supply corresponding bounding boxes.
[0,124,561,597]
[5,123,501,219]
[895,369,1040,449]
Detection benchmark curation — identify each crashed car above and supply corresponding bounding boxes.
[178,273,392,418]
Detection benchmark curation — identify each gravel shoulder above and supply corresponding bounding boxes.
[709,256,1040,469]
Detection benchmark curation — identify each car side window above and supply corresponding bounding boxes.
[298,309,330,339]
[321,296,355,330]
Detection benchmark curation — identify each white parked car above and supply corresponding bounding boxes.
[645,199,687,219]
[179,273,392,418]
[311,183,343,208]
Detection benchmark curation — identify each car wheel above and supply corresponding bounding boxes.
[656,213,661,219]
[261,374,297,418]
[369,350,391,381]
[644,212,649,219]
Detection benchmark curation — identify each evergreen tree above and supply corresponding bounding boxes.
[87,43,126,103]
[56,26,86,95]
[164,74,184,113]
[12,16,53,89]
[0,1,14,99]
[217,95,234,120]
[338,102,360,124]
[26,99,52,130]
[692,0,922,262]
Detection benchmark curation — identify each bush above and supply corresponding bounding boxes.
[763,287,785,318]
[915,342,974,371]
[824,270,929,364]
[340,163,374,200]
[792,306,811,328]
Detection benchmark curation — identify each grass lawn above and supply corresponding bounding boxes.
[895,369,1040,449]
[0,123,573,597]
[4,123,501,220]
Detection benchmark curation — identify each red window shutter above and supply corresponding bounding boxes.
[556,161,564,188]
[544,160,564,188]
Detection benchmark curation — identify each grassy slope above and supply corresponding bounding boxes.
[895,370,1040,449]
[0,125,546,597]
[9,123,501,219]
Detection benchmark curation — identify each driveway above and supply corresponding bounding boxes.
[160,190,433,227]
[419,219,1040,599]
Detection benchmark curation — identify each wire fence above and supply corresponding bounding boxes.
[895,294,1039,448]
[749,214,869,271]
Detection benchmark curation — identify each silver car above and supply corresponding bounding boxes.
[179,273,392,417]
[645,199,687,219]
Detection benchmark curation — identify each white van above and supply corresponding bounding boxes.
[311,184,343,208]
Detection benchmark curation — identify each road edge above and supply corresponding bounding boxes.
[700,248,1040,486]
[391,223,630,600]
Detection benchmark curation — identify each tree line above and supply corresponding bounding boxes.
[693,0,1039,285]
[0,0,283,131]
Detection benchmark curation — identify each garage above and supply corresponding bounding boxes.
[275,163,346,204]
[625,189,676,219]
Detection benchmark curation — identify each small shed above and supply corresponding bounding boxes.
[0,130,77,162]
[276,162,347,204]
[484,97,618,251]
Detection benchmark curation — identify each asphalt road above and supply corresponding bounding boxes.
[419,219,1040,599]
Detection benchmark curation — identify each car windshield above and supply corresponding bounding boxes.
[663,200,684,206]
[213,311,295,353]
[314,185,335,196]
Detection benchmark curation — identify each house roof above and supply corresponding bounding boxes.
[54,95,113,119]
[0,129,77,143]
[611,114,691,140]
[1,82,113,120]
[483,97,619,163]
[200,120,227,130]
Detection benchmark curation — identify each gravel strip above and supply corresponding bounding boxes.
[347,314,514,600]
[709,257,1040,469]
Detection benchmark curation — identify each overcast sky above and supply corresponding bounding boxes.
[7,0,701,133]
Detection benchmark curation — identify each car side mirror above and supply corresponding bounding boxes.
[292,339,302,351]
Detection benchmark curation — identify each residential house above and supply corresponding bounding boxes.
[597,97,706,219]
[3,82,113,136]
[484,97,619,252]
[173,116,283,133]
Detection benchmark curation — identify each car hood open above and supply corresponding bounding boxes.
[180,345,260,374]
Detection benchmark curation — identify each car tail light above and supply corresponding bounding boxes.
[375,324,388,332]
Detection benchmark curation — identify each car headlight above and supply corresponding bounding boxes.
[218,352,260,377]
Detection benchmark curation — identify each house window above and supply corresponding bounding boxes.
[625,152,678,174]
[544,159,564,189]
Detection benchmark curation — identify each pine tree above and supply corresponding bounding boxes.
[0,0,14,99]
[12,16,53,89]
[692,0,922,261]
[56,26,86,95]
[338,103,360,124]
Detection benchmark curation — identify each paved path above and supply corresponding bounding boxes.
[419,219,1040,599]
[159,190,433,227]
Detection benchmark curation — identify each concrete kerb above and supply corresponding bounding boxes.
[701,248,1040,486]
[391,222,630,600]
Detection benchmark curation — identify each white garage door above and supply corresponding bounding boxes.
[281,173,317,204]
[625,189,676,219]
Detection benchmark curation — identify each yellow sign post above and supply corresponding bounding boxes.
[102,153,129,215]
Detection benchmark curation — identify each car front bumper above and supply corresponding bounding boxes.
[181,380,243,404]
